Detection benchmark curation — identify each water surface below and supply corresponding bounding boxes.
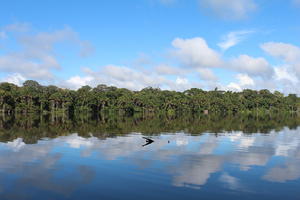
[0,115,299,199]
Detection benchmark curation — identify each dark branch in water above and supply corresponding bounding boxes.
[142,137,154,147]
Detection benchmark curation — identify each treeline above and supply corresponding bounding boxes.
[0,80,299,115]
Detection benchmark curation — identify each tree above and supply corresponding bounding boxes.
[0,80,298,115]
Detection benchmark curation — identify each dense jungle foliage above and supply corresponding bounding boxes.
[0,80,300,115]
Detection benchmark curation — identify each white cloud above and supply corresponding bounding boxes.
[65,65,169,91]
[64,65,201,91]
[3,26,300,95]
[175,77,188,85]
[155,64,187,75]
[261,42,300,77]
[226,73,255,91]
[226,82,242,91]
[65,75,94,89]
[1,73,26,86]
[237,73,255,86]
[197,68,218,81]
[199,0,257,20]
[63,37,222,91]
[0,24,94,81]
[172,37,222,68]
[218,30,254,51]
[229,54,273,77]
[271,66,300,95]
[261,42,300,63]
[0,55,56,80]
[274,66,298,83]
[102,65,168,89]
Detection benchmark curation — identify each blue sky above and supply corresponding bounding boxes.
[0,0,300,93]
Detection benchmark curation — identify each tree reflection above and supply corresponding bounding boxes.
[0,113,300,144]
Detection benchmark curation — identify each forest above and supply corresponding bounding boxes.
[0,80,299,115]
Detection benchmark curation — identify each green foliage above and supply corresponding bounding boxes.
[0,80,299,115]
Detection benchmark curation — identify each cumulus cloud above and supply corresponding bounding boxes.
[260,43,300,94]
[197,68,218,81]
[218,30,254,51]
[271,66,300,94]
[175,77,188,85]
[168,37,300,93]
[274,66,298,83]
[0,54,57,80]
[3,27,300,95]
[261,42,300,76]
[229,54,273,77]
[261,42,300,63]
[226,73,255,91]
[1,73,26,86]
[237,73,255,86]
[64,64,201,91]
[172,37,222,68]
[199,0,257,20]
[101,65,169,89]
[64,65,167,90]
[65,75,94,89]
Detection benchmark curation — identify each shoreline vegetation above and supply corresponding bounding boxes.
[0,80,300,116]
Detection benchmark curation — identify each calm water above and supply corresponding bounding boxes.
[0,115,300,199]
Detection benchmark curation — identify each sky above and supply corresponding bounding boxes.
[0,0,300,94]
